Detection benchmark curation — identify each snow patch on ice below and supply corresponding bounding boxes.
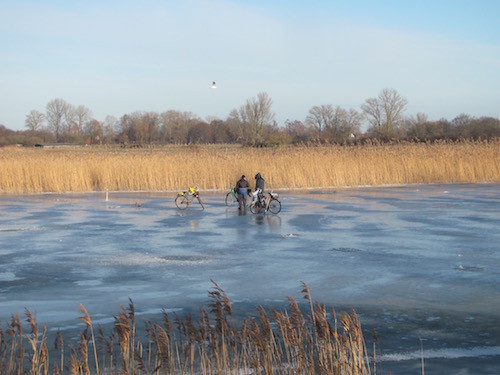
[455,265,484,272]
[0,272,21,281]
[331,247,362,253]
[93,254,212,266]
[380,346,500,361]
[0,226,42,232]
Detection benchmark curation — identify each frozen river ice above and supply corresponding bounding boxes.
[1,183,499,374]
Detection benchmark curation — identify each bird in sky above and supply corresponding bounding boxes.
[211,81,217,89]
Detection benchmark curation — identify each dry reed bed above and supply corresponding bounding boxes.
[0,282,371,374]
[1,140,499,194]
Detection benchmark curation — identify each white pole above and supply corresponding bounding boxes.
[105,189,109,202]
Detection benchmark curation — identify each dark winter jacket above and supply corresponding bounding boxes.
[255,173,265,192]
[235,177,250,195]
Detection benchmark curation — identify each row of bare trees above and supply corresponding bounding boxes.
[1,89,498,147]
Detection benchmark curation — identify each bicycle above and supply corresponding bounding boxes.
[225,188,238,206]
[249,189,281,214]
[175,186,205,210]
[225,187,251,207]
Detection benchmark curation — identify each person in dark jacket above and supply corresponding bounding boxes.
[255,173,265,191]
[254,172,265,205]
[234,175,250,209]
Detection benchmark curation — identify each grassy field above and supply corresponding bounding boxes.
[0,140,499,194]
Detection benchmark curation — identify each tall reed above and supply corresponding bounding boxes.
[0,282,373,374]
[1,140,498,194]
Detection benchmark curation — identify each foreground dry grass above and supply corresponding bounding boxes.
[0,282,371,374]
[1,140,499,194]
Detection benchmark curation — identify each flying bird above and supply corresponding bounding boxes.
[211,81,217,89]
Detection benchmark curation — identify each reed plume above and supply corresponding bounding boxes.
[114,304,131,373]
[78,304,99,375]
[54,330,64,375]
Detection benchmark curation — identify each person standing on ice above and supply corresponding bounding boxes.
[254,172,265,205]
[234,175,250,210]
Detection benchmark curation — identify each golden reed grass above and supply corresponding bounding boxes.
[0,140,499,194]
[0,282,372,374]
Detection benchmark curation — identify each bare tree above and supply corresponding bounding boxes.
[451,113,473,128]
[135,114,150,144]
[74,105,93,136]
[305,104,335,141]
[119,112,142,144]
[326,107,362,142]
[344,108,364,137]
[46,98,72,141]
[234,92,275,146]
[210,119,236,143]
[144,111,161,143]
[361,88,408,139]
[103,115,118,144]
[404,112,429,140]
[63,103,77,138]
[226,109,245,143]
[306,105,363,143]
[187,121,212,143]
[83,119,103,144]
[331,108,363,142]
[25,110,45,132]
[285,119,309,143]
[451,113,474,139]
[469,117,500,140]
[159,110,199,144]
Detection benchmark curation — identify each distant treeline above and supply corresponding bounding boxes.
[2,89,500,147]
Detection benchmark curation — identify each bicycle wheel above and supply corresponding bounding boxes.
[268,199,281,214]
[250,202,264,214]
[225,192,238,206]
[175,194,189,210]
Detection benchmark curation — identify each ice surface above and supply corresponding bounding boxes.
[1,184,499,374]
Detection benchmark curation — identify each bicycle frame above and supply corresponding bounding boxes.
[230,188,237,200]
[250,190,281,214]
[176,187,204,210]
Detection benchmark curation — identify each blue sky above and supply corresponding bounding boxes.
[1,0,499,131]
